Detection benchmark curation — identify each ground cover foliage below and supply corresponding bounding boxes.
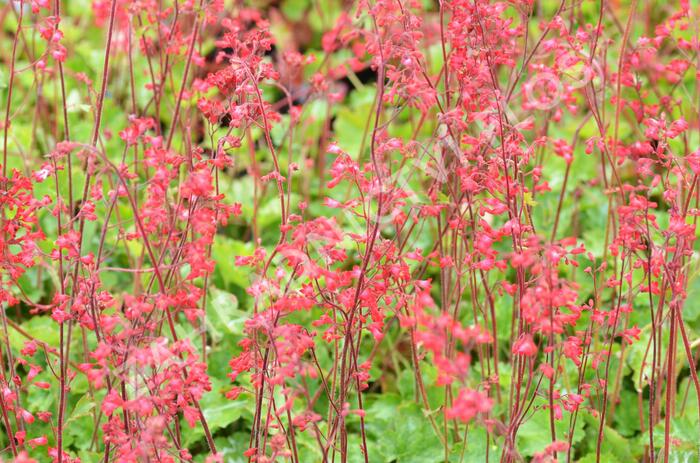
[1,0,700,461]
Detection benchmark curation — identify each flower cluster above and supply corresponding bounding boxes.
[1,0,699,462]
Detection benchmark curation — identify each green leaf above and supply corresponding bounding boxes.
[213,432,250,463]
[582,412,638,462]
[365,396,443,463]
[206,287,247,342]
[281,0,310,21]
[8,316,60,352]
[67,393,97,425]
[578,452,622,463]
[183,378,251,446]
[211,236,254,292]
[449,426,492,462]
[517,403,584,458]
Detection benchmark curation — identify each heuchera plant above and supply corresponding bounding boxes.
[1,0,699,462]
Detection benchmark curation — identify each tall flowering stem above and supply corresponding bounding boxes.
[1,0,700,462]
